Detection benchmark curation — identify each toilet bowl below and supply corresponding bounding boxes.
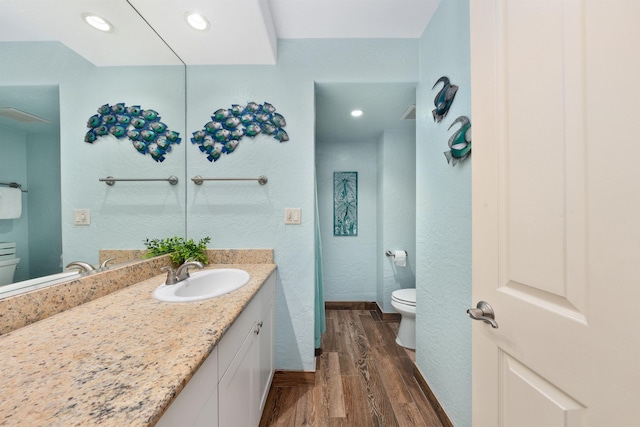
[0,242,20,286]
[391,288,416,349]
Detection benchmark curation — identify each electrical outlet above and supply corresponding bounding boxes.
[73,209,91,226]
[284,208,301,225]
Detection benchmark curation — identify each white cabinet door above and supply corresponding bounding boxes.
[218,326,257,427]
[257,301,274,413]
[256,274,275,414]
[156,348,218,427]
[470,0,640,425]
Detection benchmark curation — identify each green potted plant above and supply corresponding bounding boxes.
[143,236,211,267]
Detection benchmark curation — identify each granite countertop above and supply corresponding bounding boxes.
[0,263,276,426]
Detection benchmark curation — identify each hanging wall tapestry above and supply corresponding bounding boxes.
[85,103,181,162]
[444,116,472,166]
[333,171,358,236]
[191,102,288,163]
[432,76,458,123]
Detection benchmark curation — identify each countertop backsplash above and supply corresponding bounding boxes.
[0,249,273,335]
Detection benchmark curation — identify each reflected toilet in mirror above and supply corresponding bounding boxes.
[0,242,20,286]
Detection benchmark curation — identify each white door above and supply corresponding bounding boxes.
[470,1,640,426]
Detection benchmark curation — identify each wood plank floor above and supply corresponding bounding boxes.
[259,310,443,427]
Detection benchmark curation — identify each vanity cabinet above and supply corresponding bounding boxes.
[156,272,275,427]
[155,348,219,427]
[219,272,275,426]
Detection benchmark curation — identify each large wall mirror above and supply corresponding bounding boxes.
[0,0,186,297]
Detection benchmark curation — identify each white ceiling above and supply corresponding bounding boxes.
[0,0,438,141]
[315,83,416,143]
[0,0,439,66]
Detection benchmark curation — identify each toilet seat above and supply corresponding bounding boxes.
[392,288,416,306]
[391,288,416,349]
[0,242,18,286]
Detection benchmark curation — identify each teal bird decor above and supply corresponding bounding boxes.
[191,102,288,162]
[432,76,458,123]
[444,116,471,166]
[84,103,181,162]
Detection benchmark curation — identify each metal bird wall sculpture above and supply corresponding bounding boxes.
[444,116,471,166]
[432,76,458,123]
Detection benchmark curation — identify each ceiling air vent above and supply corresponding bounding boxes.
[400,104,416,120]
[0,107,50,124]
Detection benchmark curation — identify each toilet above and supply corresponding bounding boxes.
[0,242,20,286]
[391,288,416,349]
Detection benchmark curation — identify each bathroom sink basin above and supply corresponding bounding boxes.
[153,268,251,302]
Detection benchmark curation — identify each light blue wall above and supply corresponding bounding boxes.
[27,130,62,278]
[416,0,472,426]
[4,39,417,371]
[0,113,61,282]
[60,64,186,264]
[316,137,378,302]
[1,42,186,267]
[377,130,416,312]
[185,39,418,371]
[0,128,30,282]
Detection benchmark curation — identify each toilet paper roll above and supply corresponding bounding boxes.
[394,250,406,267]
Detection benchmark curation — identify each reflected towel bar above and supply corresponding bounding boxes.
[0,182,27,192]
[99,176,179,186]
[191,175,268,185]
[385,250,408,257]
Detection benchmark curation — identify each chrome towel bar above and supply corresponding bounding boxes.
[0,182,27,192]
[191,175,268,185]
[99,176,179,186]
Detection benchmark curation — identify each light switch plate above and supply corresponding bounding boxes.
[73,209,91,226]
[284,208,301,225]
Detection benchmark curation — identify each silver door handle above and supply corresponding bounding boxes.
[467,301,499,328]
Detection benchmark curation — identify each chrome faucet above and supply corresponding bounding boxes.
[65,261,96,273]
[98,257,116,271]
[162,260,204,285]
[161,266,178,285]
[176,260,204,281]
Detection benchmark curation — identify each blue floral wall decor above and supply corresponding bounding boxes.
[84,103,181,162]
[333,172,358,236]
[432,76,458,123]
[444,116,471,166]
[191,102,288,162]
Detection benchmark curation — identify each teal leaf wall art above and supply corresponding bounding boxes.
[333,172,358,236]
[84,103,181,162]
[444,116,471,166]
[191,102,288,163]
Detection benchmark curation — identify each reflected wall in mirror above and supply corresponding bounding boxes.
[0,85,61,283]
[0,0,186,296]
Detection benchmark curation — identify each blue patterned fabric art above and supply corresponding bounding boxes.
[333,172,358,236]
[84,103,181,162]
[191,102,288,162]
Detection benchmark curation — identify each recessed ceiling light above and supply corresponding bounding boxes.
[351,109,364,117]
[82,13,113,32]
[184,11,210,31]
